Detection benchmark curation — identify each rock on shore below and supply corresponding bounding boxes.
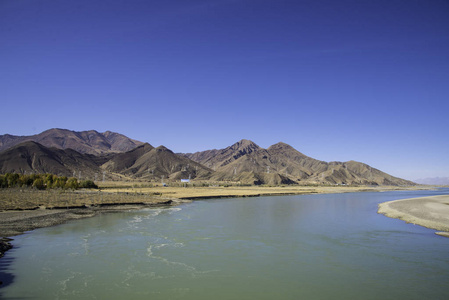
[0,238,12,258]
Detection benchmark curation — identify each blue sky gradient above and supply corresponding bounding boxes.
[1,0,448,180]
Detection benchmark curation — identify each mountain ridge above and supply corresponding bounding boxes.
[0,128,144,155]
[0,141,106,178]
[414,177,449,185]
[185,139,415,186]
[102,143,212,180]
[0,129,416,186]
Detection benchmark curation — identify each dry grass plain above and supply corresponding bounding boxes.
[99,181,429,200]
[0,181,431,211]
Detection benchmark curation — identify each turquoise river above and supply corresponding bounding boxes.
[1,189,449,299]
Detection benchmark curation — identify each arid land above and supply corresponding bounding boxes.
[378,194,449,237]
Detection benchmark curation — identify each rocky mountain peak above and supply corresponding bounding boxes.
[268,142,293,151]
[155,145,172,152]
[267,142,306,158]
[229,139,260,154]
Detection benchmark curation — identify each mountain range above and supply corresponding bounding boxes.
[0,128,143,155]
[414,177,449,185]
[183,139,414,186]
[0,129,416,186]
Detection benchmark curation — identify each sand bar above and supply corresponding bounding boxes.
[378,195,449,237]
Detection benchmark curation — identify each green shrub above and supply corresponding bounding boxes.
[44,174,56,187]
[32,178,45,190]
[6,173,20,187]
[65,177,79,190]
[79,180,98,189]
[52,176,68,189]
[0,175,7,188]
[19,175,34,187]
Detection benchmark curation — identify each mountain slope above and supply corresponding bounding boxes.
[185,139,267,170]
[0,128,144,155]
[103,144,212,180]
[0,141,105,178]
[0,140,211,182]
[101,143,155,173]
[186,140,415,186]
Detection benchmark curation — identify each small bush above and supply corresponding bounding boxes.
[65,177,79,190]
[79,180,98,189]
[6,173,20,187]
[32,178,45,190]
[0,175,7,188]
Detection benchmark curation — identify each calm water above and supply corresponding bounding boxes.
[1,189,449,299]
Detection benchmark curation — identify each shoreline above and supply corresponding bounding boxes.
[0,199,186,263]
[0,185,434,262]
[378,195,449,237]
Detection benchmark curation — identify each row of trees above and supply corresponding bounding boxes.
[0,173,98,190]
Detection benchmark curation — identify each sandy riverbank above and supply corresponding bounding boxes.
[378,195,449,237]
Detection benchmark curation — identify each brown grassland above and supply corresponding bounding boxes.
[0,181,429,211]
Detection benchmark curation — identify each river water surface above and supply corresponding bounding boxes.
[1,189,449,299]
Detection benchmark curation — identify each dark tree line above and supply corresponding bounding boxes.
[0,173,98,190]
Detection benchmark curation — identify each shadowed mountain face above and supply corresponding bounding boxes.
[102,144,212,180]
[0,141,212,182]
[0,141,106,178]
[185,139,415,186]
[0,128,144,155]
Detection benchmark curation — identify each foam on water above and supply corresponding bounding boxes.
[130,216,143,223]
[58,272,77,291]
[81,233,91,255]
[146,245,153,257]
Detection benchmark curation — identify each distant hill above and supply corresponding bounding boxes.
[102,144,212,180]
[0,141,106,178]
[414,177,449,185]
[184,139,415,186]
[0,128,144,155]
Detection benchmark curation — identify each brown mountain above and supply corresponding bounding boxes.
[0,129,416,186]
[0,140,211,182]
[102,144,212,180]
[0,128,144,155]
[184,140,296,185]
[0,141,106,179]
[185,139,415,186]
[185,139,266,170]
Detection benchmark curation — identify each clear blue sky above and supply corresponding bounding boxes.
[1,0,448,180]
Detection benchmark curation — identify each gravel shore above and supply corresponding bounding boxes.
[378,195,449,237]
